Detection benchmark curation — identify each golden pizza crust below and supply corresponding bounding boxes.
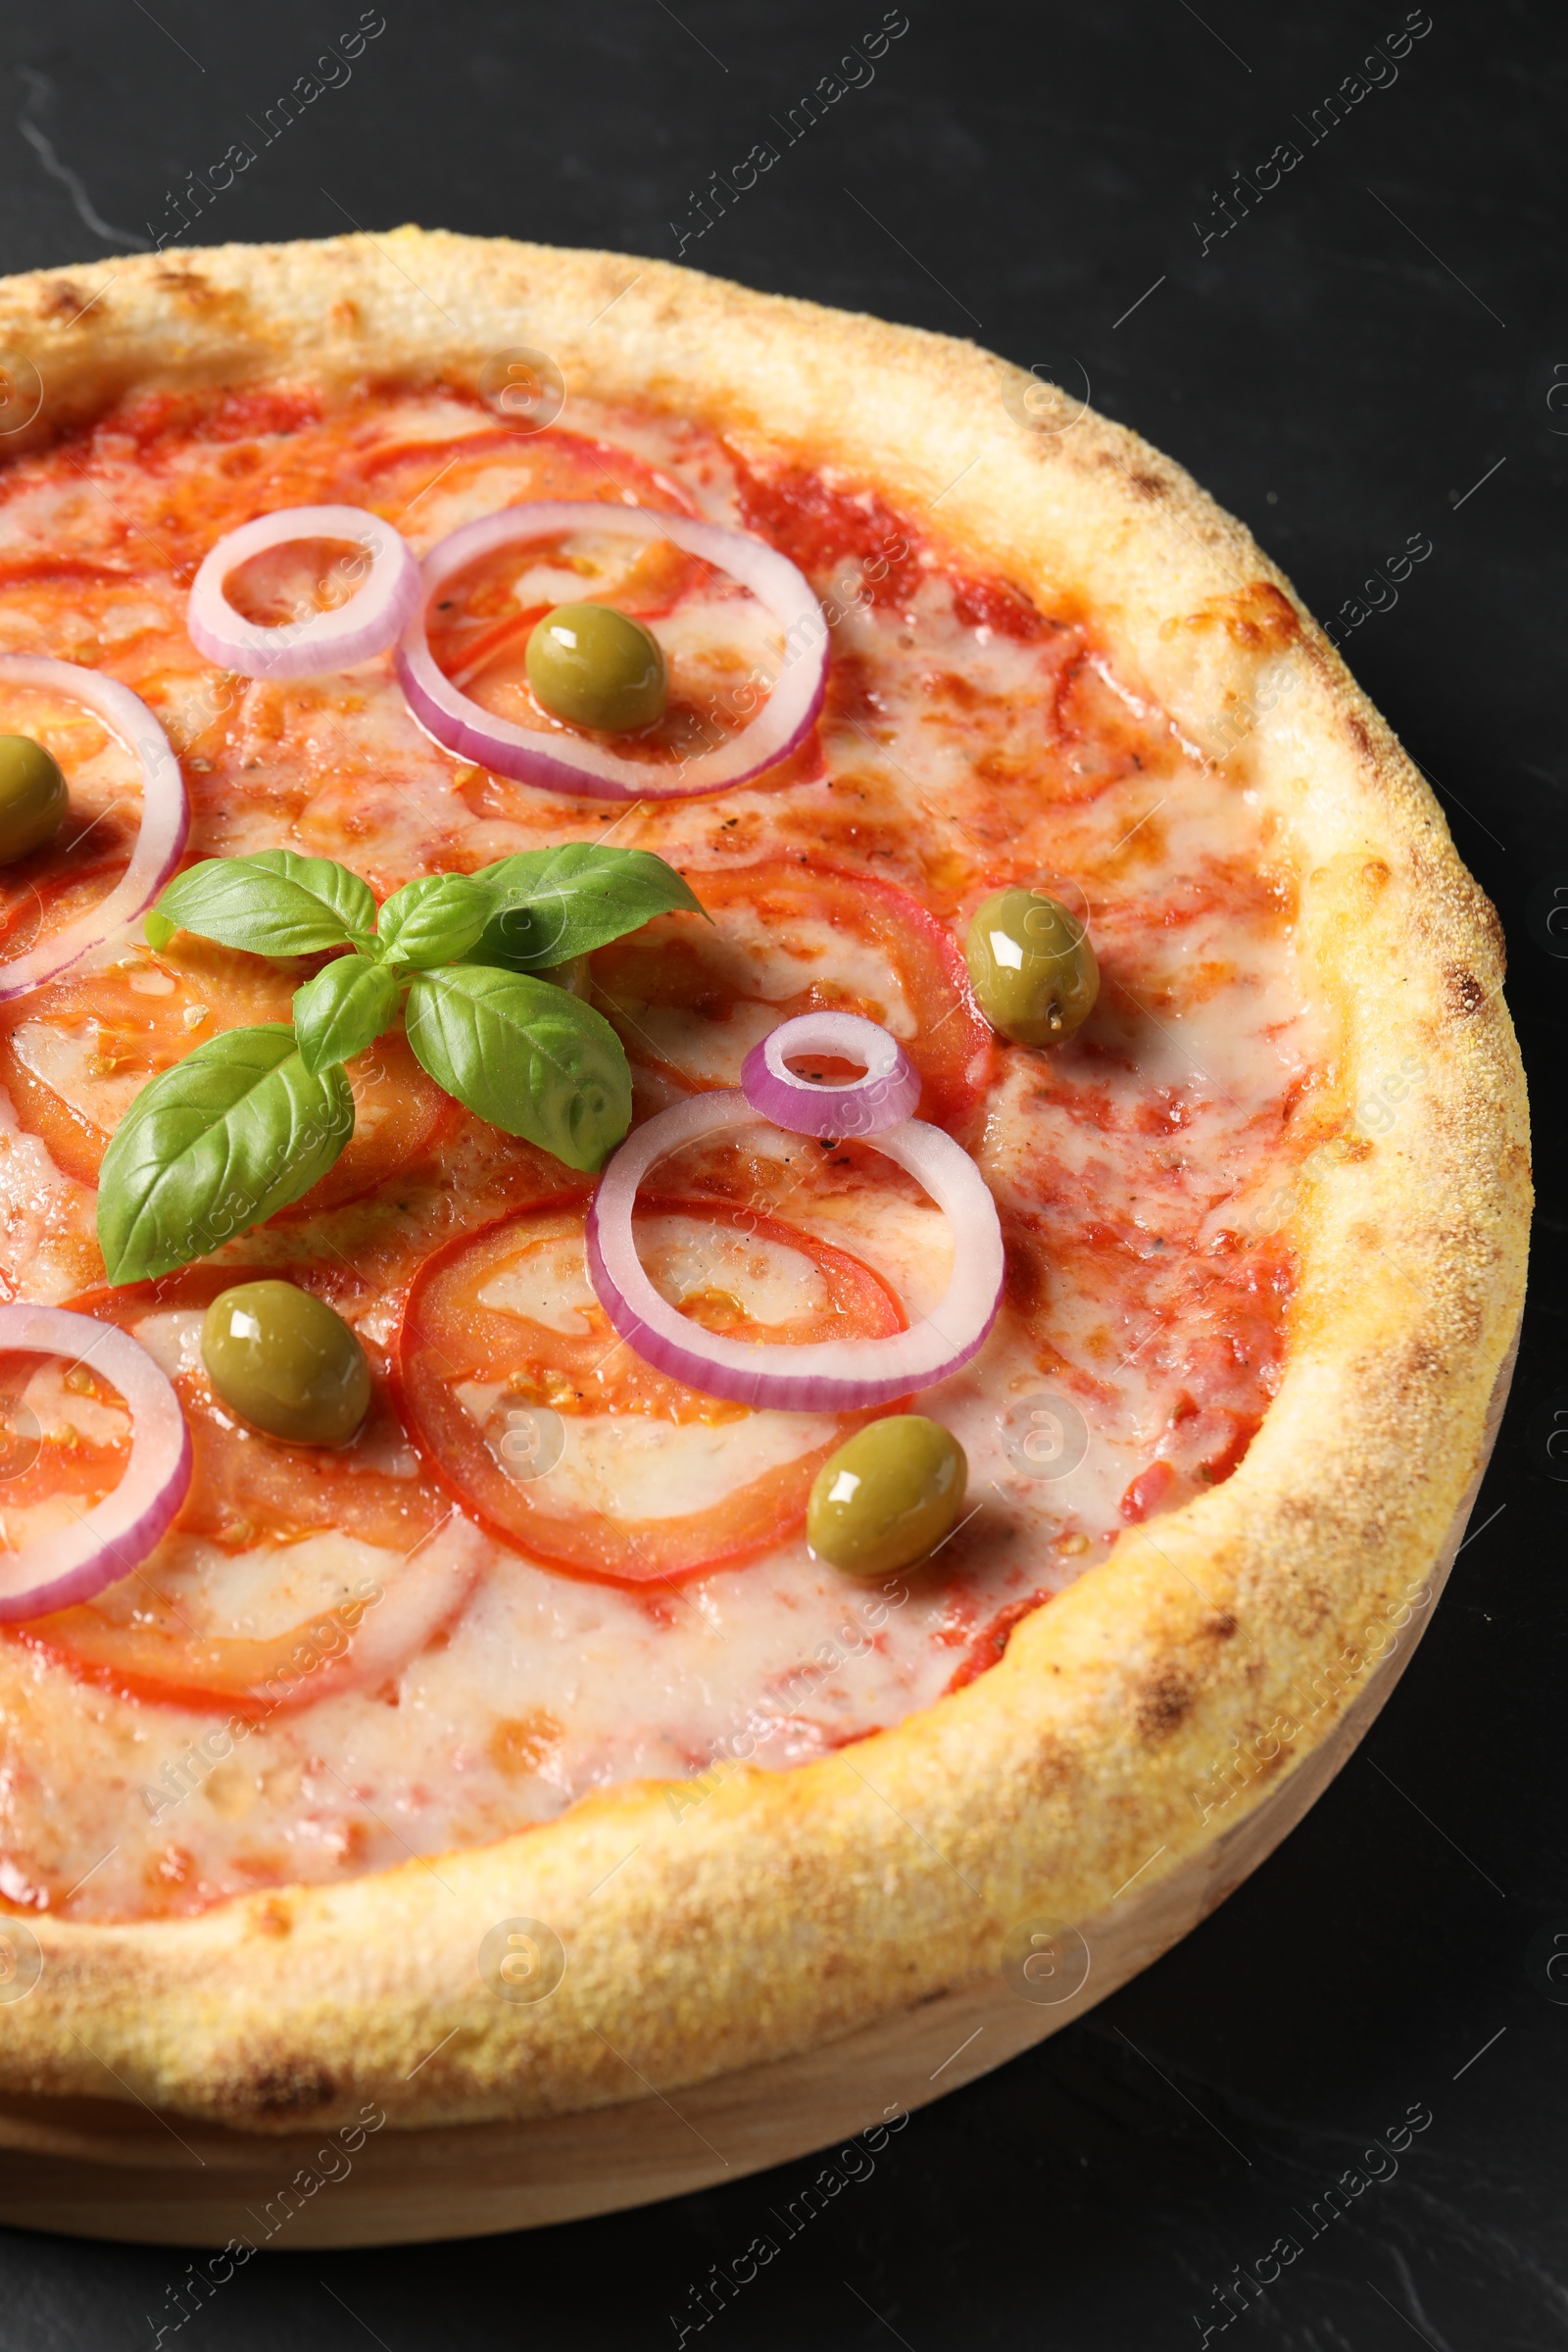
[0,231,1528,2131]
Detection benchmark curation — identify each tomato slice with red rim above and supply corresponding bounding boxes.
[425,536,699,696]
[396,1195,906,1586]
[359,422,696,549]
[360,420,695,500]
[5,1265,464,1711]
[591,860,991,1132]
[0,864,451,1208]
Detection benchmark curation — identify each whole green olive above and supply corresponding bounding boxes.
[525,602,668,732]
[0,736,68,865]
[965,886,1099,1046]
[201,1280,371,1446]
[807,1414,967,1578]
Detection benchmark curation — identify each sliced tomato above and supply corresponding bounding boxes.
[6,1265,464,1711]
[357,422,695,547]
[426,537,698,693]
[0,897,295,1187]
[0,869,450,1208]
[0,837,143,973]
[591,859,992,1133]
[397,1195,905,1586]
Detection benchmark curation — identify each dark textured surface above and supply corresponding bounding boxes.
[0,2,1561,2345]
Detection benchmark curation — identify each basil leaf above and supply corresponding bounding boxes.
[293,956,401,1076]
[466,845,705,972]
[404,965,631,1172]
[375,871,492,969]
[97,1026,354,1284]
[151,853,376,958]
[248,850,378,937]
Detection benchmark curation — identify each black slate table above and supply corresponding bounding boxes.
[0,2,1561,2344]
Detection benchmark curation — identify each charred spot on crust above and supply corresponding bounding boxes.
[1126,468,1169,501]
[1135,1667,1195,1740]
[35,279,87,322]
[152,268,218,305]
[252,1897,294,1938]
[1347,711,1376,761]
[1016,1737,1075,1806]
[1445,962,1485,1017]
[239,2060,338,2119]
[1203,1612,1239,1642]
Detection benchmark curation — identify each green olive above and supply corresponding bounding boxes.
[0,736,68,865]
[525,602,668,732]
[201,1280,371,1446]
[807,1414,967,1578]
[965,887,1099,1046]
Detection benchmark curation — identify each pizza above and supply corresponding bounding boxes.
[0,231,1526,2146]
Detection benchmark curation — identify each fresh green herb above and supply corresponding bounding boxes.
[144,850,377,957]
[464,842,706,971]
[373,871,492,969]
[404,964,631,1173]
[98,1028,354,1285]
[292,956,401,1078]
[97,843,702,1283]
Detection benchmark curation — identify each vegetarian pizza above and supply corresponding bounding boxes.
[0,232,1526,2136]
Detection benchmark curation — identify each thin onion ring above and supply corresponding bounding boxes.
[0,656,188,1004]
[187,504,421,680]
[395,501,827,802]
[0,1306,190,1621]
[740,1009,919,1138]
[586,1089,1004,1411]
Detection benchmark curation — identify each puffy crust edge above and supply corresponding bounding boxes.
[0,230,1530,2132]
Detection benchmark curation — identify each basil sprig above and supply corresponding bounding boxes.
[96,845,704,1285]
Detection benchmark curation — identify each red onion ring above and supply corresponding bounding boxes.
[0,656,188,1005]
[187,504,421,680]
[395,501,828,802]
[0,1305,190,1621]
[586,1090,1004,1411]
[740,1010,919,1138]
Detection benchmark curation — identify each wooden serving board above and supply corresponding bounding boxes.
[0,1339,1515,2248]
